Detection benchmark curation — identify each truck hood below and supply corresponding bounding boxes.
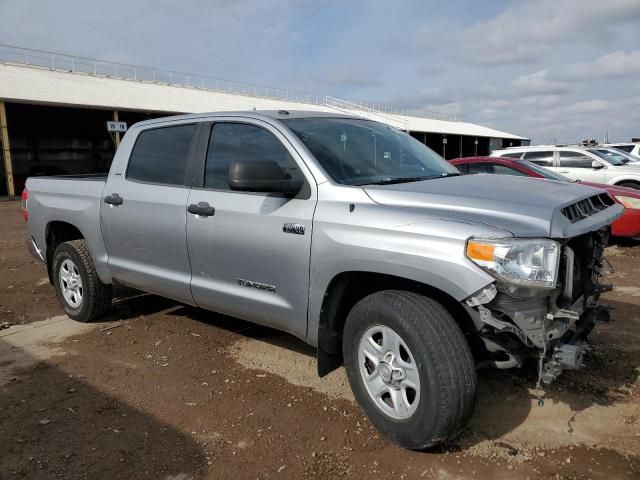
[363,174,624,238]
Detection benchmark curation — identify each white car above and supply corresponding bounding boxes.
[491,145,640,189]
[603,142,640,158]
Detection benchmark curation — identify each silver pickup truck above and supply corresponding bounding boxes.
[24,111,622,450]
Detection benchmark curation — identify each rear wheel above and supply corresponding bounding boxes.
[343,290,476,450]
[52,240,112,322]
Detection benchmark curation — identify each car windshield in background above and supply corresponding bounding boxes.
[610,145,634,153]
[282,117,459,185]
[589,149,628,166]
[520,160,574,182]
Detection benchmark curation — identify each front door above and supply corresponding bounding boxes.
[557,151,607,183]
[186,120,316,338]
[101,123,198,304]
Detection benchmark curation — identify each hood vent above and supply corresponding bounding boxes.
[561,193,615,223]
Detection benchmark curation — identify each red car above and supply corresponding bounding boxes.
[450,156,640,238]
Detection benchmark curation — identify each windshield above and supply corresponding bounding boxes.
[589,148,628,166]
[282,117,459,185]
[610,145,634,153]
[519,160,574,182]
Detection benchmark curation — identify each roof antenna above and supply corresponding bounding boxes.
[278,110,290,115]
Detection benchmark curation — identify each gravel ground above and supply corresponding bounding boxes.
[0,200,638,479]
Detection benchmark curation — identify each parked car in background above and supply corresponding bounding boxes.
[451,156,640,238]
[491,145,640,189]
[603,142,640,158]
[592,146,640,165]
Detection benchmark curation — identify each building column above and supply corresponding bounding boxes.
[113,110,121,147]
[0,102,15,197]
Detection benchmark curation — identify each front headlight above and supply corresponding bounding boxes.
[466,238,560,289]
[615,195,640,210]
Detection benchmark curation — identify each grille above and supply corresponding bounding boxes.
[561,193,615,224]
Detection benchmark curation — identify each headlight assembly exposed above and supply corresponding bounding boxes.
[466,238,560,289]
[615,195,640,210]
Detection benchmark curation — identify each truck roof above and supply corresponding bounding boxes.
[133,109,361,128]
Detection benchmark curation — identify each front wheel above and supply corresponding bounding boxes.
[343,290,477,450]
[52,240,112,322]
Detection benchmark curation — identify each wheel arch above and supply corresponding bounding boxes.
[316,271,478,377]
[613,178,640,189]
[45,221,85,284]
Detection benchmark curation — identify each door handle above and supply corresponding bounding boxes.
[188,202,215,217]
[104,193,124,206]
[558,170,570,173]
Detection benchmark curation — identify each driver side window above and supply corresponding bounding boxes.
[204,123,301,191]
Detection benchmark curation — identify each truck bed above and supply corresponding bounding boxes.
[25,174,109,281]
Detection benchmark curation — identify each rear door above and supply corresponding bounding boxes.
[185,119,316,338]
[557,151,606,183]
[101,122,198,304]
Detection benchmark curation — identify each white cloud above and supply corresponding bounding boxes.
[559,50,640,79]
[457,0,640,65]
[512,70,573,95]
[519,95,562,108]
[319,64,382,87]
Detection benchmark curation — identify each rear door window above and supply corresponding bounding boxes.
[522,151,554,166]
[127,124,196,186]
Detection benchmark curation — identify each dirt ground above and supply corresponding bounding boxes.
[1,200,639,479]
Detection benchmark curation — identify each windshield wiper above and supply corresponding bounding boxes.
[356,173,460,186]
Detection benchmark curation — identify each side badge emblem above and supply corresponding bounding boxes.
[283,223,305,235]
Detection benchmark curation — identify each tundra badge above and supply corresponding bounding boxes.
[283,223,305,235]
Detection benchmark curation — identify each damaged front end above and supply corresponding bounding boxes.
[463,193,620,383]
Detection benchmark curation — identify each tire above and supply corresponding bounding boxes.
[343,290,476,450]
[52,240,112,322]
[617,181,640,190]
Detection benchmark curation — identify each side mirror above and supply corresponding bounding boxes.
[592,160,604,169]
[228,160,303,195]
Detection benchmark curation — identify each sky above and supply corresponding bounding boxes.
[1,0,639,143]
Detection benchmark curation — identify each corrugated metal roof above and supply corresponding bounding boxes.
[0,63,528,140]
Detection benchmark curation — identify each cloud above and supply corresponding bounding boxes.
[456,0,640,65]
[559,50,640,79]
[512,70,574,95]
[319,65,382,87]
[389,87,459,109]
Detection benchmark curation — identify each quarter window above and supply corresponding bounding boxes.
[522,151,554,166]
[204,123,299,191]
[559,151,595,168]
[127,124,196,186]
